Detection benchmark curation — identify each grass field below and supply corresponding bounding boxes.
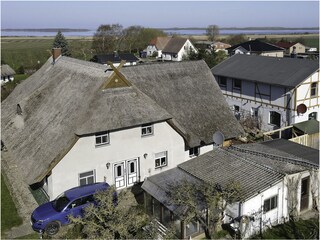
[1,174,23,238]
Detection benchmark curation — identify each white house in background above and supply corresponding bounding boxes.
[1,50,243,200]
[142,139,319,239]
[161,37,198,61]
[145,36,172,57]
[226,39,285,57]
[1,64,16,85]
[212,54,319,132]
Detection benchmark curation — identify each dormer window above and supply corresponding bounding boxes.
[141,124,153,137]
[189,147,199,157]
[95,132,109,146]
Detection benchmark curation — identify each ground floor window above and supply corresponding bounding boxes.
[264,195,278,212]
[79,170,95,186]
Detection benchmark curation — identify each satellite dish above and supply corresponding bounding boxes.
[213,131,225,146]
[297,104,307,114]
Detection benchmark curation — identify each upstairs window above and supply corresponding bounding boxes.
[189,147,199,157]
[95,132,109,146]
[155,151,167,168]
[233,79,242,90]
[269,111,281,127]
[218,76,227,87]
[264,195,278,212]
[311,82,318,97]
[142,124,153,136]
[308,112,317,120]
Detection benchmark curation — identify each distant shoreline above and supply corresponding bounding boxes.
[2,27,319,32]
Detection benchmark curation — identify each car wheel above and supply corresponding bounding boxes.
[45,221,60,235]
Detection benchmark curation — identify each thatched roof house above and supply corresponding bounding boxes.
[1,64,16,78]
[1,55,243,185]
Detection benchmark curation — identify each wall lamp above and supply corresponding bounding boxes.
[143,153,148,159]
[106,162,110,169]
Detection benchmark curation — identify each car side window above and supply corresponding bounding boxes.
[67,198,82,209]
[81,195,94,204]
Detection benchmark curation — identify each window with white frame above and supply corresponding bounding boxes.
[269,111,281,127]
[79,170,95,186]
[141,124,153,136]
[311,82,318,97]
[263,195,278,212]
[251,107,259,118]
[189,147,199,157]
[155,151,167,168]
[95,132,109,146]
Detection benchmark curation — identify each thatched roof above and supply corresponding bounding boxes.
[162,37,188,54]
[1,64,16,77]
[1,57,243,185]
[121,60,244,147]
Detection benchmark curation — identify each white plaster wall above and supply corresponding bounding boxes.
[49,121,186,199]
[294,70,319,123]
[147,45,157,56]
[241,181,285,238]
[260,52,284,57]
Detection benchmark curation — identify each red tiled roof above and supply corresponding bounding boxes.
[275,42,297,49]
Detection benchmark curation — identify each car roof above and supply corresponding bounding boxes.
[64,182,110,200]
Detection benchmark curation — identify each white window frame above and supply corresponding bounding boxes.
[310,82,318,97]
[141,124,153,137]
[189,147,200,157]
[95,132,109,146]
[79,170,96,186]
[155,151,167,169]
[263,195,278,212]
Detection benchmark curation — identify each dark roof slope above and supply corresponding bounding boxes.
[162,37,188,54]
[257,139,319,165]
[227,39,284,53]
[293,119,319,135]
[121,60,244,146]
[212,54,319,88]
[149,36,172,50]
[94,53,139,64]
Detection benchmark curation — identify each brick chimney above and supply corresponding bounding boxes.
[52,48,62,63]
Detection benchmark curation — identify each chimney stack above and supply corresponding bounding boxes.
[52,48,62,63]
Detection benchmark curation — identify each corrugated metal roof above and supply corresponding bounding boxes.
[293,119,320,135]
[212,54,319,88]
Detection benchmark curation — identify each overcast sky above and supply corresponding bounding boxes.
[1,1,319,29]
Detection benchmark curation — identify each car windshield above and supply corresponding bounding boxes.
[52,193,70,212]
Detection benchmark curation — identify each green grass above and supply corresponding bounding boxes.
[1,174,23,237]
[15,233,40,239]
[252,218,319,239]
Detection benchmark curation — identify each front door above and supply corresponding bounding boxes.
[114,158,139,189]
[114,162,126,189]
[300,177,309,211]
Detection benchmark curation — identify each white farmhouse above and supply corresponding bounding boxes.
[1,49,243,200]
[145,36,172,57]
[1,64,16,85]
[212,54,319,132]
[161,37,197,61]
[142,139,319,239]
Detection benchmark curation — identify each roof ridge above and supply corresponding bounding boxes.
[223,147,286,176]
[230,145,318,168]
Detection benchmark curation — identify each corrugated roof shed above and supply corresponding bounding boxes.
[212,54,319,88]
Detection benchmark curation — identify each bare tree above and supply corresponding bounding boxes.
[206,25,220,41]
[166,179,242,239]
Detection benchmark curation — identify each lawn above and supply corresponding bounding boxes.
[253,218,319,239]
[1,174,23,238]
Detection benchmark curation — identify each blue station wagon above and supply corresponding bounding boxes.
[31,182,110,235]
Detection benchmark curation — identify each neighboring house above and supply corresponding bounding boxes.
[227,39,285,57]
[212,54,319,131]
[91,52,139,67]
[145,36,172,58]
[212,41,231,53]
[142,139,319,239]
[275,42,306,55]
[1,49,243,200]
[161,37,198,61]
[1,64,16,85]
